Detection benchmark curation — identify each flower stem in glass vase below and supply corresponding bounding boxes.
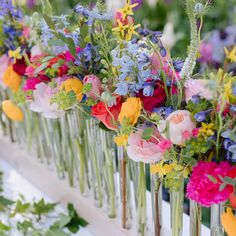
[118,146,132,229]
[137,162,147,236]
[210,204,224,236]
[170,174,184,236]
[190,200,202,236]
[151,172,163,236]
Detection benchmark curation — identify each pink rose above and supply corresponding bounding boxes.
[30,82,65,119]
[184,79,214,102]
[158,110,196,145]
[83,75,102,100]
[127,127,164,163]
[0,55,10,88]
[187,161,232,207]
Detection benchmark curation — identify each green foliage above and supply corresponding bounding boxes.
[10,200,30,217]
[82,83,92,94]
[0,196,15,211]
[142,127,154,140]
[65,203,88,233]
[32,198,57,218]
[17,220,33,234]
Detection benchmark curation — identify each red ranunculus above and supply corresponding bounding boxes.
[137,81,166,112]
[91,96,122,130]
[12,57,28,76]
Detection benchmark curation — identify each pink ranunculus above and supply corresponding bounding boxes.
[30,82,65,119]
[23,76,49,91]
[184,79,214,102]
[158,139,172,153]
[83,75,102,100]
[187,161,232,207]
[127,127,164,163]
[158,110,196,145]
[0,54,10,89]
[192,128,200,137]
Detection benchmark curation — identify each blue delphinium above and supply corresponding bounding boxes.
[153,106,173,119]
[222,129,236,162]
[0,0,22,20]
[194,109,212,122]
[112,40,161,96]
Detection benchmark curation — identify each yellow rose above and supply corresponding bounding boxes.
[2,100,24,121]
[3,66,22,92]
[118,97,142,125]
[61,78,83,101]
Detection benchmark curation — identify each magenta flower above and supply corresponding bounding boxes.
[187,161,232,207]
[83,74,102,100]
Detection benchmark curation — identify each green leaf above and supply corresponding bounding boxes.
[10,200,30,217]
[17,220,33,234]
[0,221,11,231]
[32,198,57,216]
[219,183,227,192]
[65,203,88,233]
[82,83,92,94]
[208,175,217,184]
[66,37,77,58]
[46,228,69,236]
[0,196,14,211]
[34,62,49,75]
[142,127,154,140]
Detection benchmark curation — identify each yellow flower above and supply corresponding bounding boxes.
[125,23,140,41]
[225,46,236,63]
[150,162,175,177]
[118,97,142,125]
[8,47,22,64]
[61,78,83,101]
[224,80,236,103]
[2,100,24,121]
[114,135,128,146]
[3,65,22,92]
[112,20,128,39]
[199,123,215,137]
[221,208,236,236]
[120,0,139,20]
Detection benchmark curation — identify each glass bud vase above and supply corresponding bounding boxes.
[151,173,163,236]
[118,146,132,229]
[170,174,184,236]
[210,204,224,236]
[190,200,202,236]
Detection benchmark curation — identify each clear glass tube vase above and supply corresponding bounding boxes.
[170,174,184,236]
[190,200,202,236]
[151,173,163,236]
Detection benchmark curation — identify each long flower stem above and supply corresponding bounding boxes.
[138,162,146,236]
[76,138,85,194]
[180,0,198,80]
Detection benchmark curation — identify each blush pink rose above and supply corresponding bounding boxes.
[127,127,164,163]
[187,161,232,207]
[158,110,196,145]
[0,54,10,88]
[83,75,102,100]
[184,79,214,102]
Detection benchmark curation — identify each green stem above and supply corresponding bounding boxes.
[180,0,199,80]
[138,162,146,236]
[104,145,116,218]
[76,138,86,194]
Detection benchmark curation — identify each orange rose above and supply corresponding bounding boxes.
[61,78,83,101]
[2,100,24,121]
[118,97,142,125]
[3,65,22,92]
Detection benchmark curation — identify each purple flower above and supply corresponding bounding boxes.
[194,109,212,122]
[131,0,143,10]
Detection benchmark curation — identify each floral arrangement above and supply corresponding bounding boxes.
[0,0,236,236]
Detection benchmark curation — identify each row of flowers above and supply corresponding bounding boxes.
[0,0,236,235]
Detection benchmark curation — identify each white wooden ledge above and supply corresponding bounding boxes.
[0,135,210,236]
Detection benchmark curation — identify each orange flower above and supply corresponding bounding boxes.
[61,78,83,101]
[2,100,24,121]
[118,97,142,125]
[221,208,236,236]
[3,65,22,92]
